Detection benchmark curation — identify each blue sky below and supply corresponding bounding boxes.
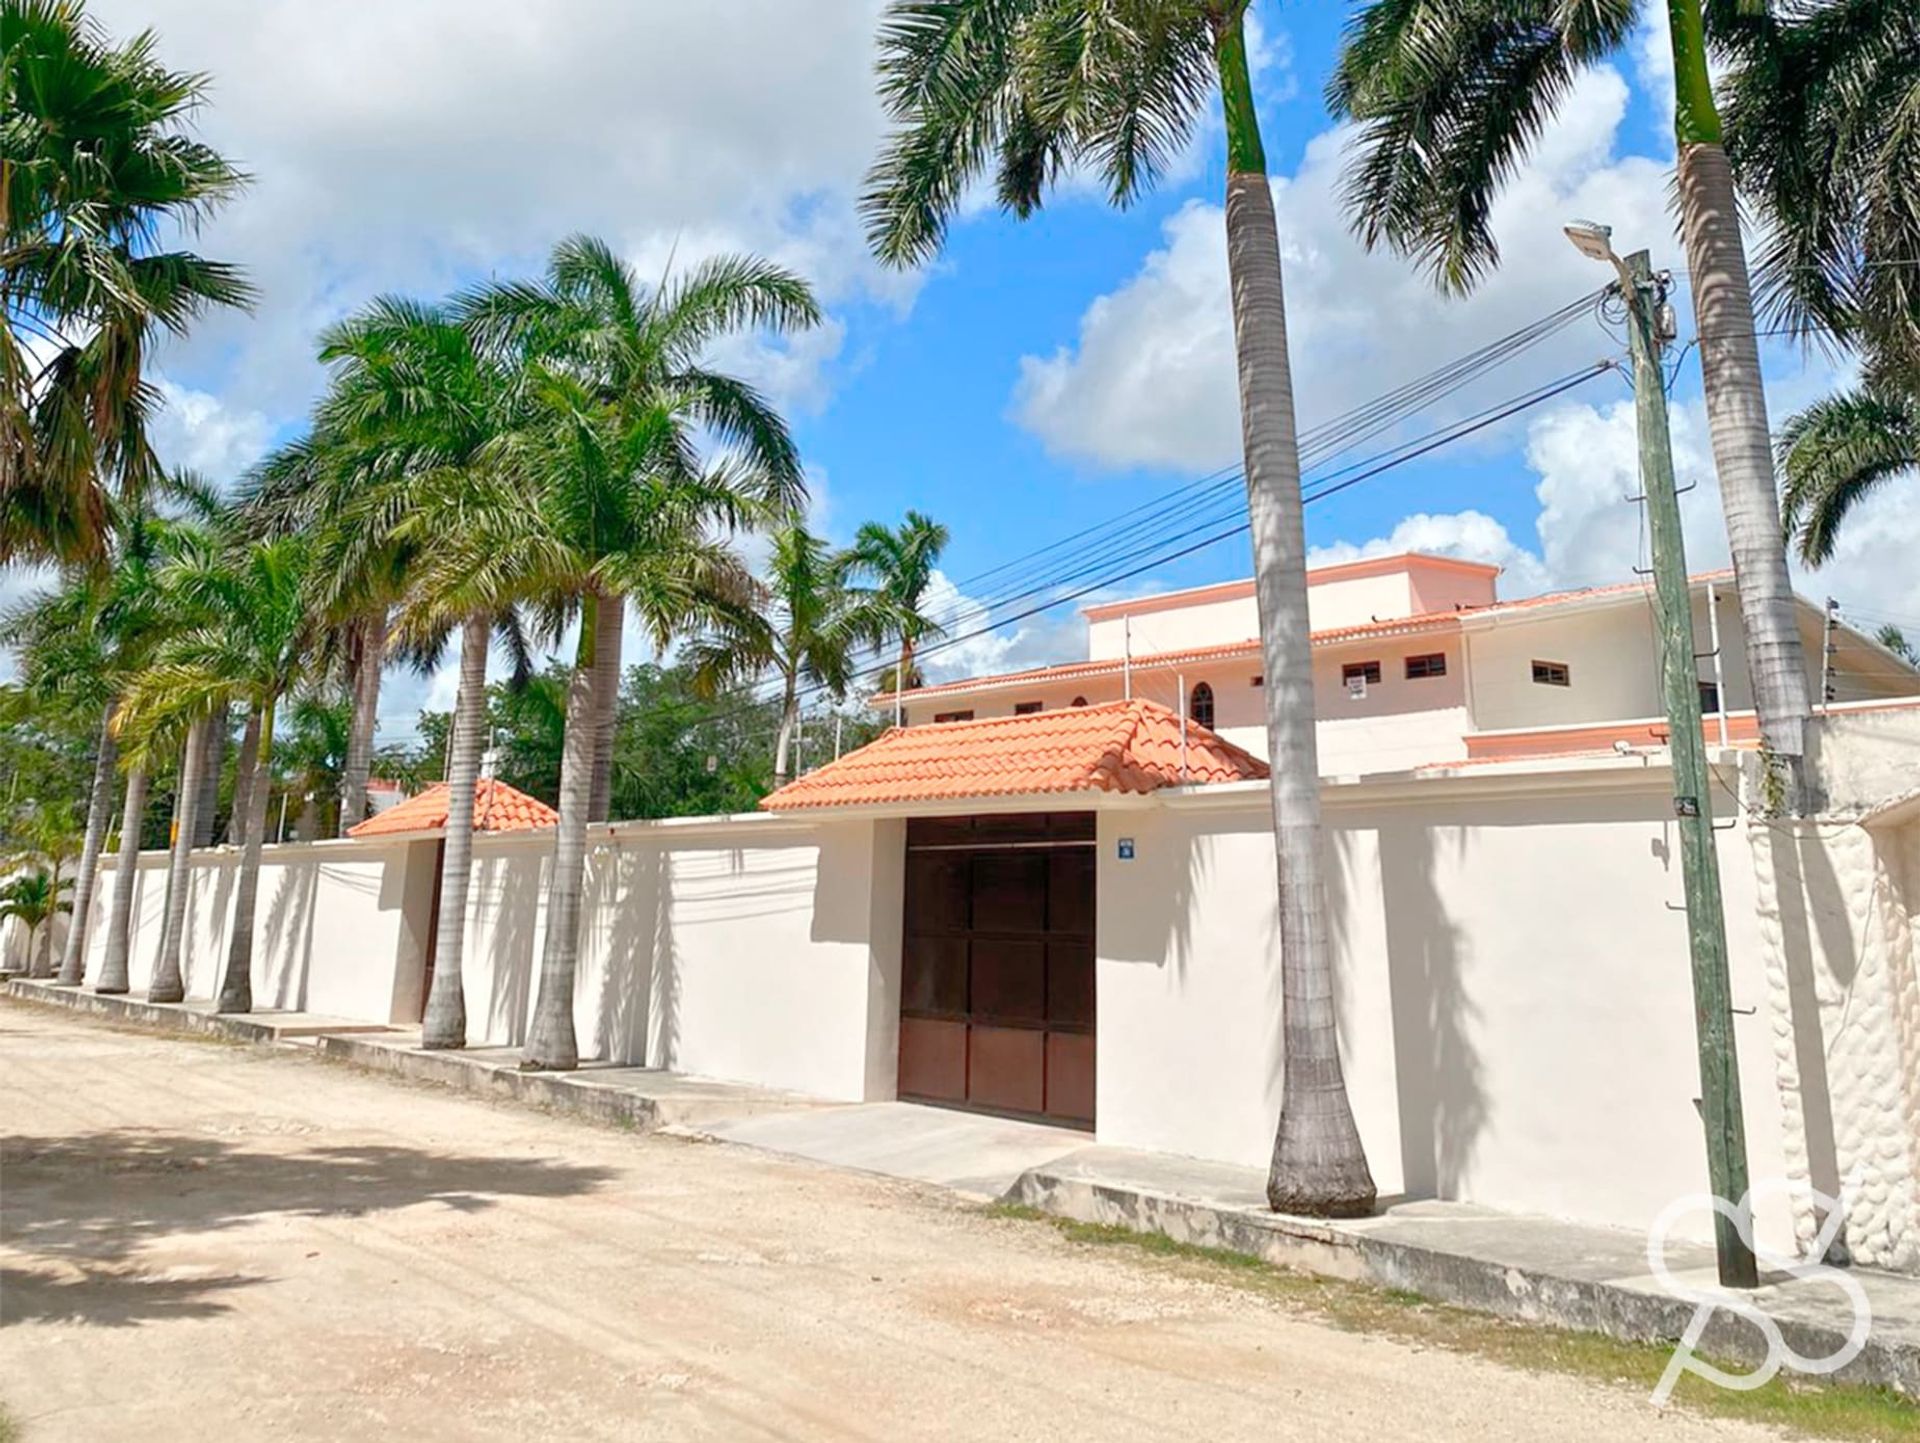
[36,1,1917,728]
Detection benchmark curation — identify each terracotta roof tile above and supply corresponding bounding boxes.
[761,699,1267,811]
[347,779,558,838]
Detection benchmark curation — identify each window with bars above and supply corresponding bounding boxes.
[1188,681,1215,729]
[1404,653,1447,680]
[1531,660,1572,687]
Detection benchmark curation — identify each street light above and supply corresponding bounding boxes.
[1566,218,1676,340]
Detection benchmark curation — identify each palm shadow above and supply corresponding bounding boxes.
[1,1127,615,1328]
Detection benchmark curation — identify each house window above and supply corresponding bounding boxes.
[1342,661,1382,686]
[1251,675,1263,687]
[1070,696,1088,707]
[1405,653,1447,680]
[1699,680,1721,714]
[1188,681,1215,729]
[1531,660,1572,687]
[933,709,974,724]
[1013,701,1043,715]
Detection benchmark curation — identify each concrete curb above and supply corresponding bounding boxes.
[4,978,331,1047]
[1005,1165,1920,1399]
[312,1033,667,1131]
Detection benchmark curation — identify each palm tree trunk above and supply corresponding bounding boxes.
[339,609,388,835]
[423,613,489,1049]
[772,670,799,788]
[58,701,117,985]
[96,766,149,995]
[523,590,599,1070]
[587,590,624,824]
[1211,8,1375,1218]
[217,700,275,1013]
[1669,0,1811,808]
[229,711,258,847]
[148,717,208,1003]
[193,716,224,847]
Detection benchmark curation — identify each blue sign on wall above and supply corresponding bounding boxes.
[1117,837,1135,861]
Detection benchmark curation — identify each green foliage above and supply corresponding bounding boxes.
[1778,382,1919,566]
[1877,625,1919,669]
[1,0,253,565]
[863,0,1224,268]
[0,866,72,932]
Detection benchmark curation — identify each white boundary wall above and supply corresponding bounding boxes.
[69,737,1920,1261]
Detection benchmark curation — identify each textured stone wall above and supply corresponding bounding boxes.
[1745,720,1920,1272]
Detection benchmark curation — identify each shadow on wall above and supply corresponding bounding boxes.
[1758,823,1861,1254]
[480,852,544,1047]
[649,851,683,1073]
[589,842,661,1067]
[1375,818,1484,1201]
[0,1127,614,1328]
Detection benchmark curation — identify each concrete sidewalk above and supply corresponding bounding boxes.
[1009,1146,1920,1398]
[9,976,1918,1399]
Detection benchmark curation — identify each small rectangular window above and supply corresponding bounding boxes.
[1531,660,1572,687]
[1013,701,1043,715]
[1699,680,1721,714]
[1405,653,1447,680]
[1342,661,1382,686]
[932,709,974,724]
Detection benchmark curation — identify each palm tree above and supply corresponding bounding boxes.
[1,0,253,566]
[1718,1,1920,571]
[1330,0,1813,802]
[301,296,535,1050]
[119,534,314,1012]
[840,510,950,719]
[460,235,822,825]
[864,0,1376,1213]
[685,524,891,790]
[0,868,70,974]
[1779,381,1918,566]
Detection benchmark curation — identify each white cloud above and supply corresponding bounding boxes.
[83,0,903,435]
[1013,66,1674,473]
[151,378,274,484]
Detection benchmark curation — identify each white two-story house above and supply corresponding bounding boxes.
[872,552,1920,774]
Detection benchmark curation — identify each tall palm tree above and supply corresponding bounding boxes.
[1330,0,1813,803]
[302,296,535,1050]
[460,235,822,824]
[685,524,892,790]
[864,0,1376,1213]
[1,0,253,566]
[416,370,779,1072]
[119,534,314,1012]
[840,510,950,717]
[0,868,70,974]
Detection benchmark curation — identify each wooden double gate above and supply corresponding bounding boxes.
[897,813,1095,1128]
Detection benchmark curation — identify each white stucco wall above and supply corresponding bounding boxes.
[82,840,423,1022]
[1093,773,1795,1248]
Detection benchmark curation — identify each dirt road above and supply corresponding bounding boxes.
[1,1005,1774,1441]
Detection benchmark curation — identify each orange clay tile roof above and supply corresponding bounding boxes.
[761,699,1268,811]
[347,779,559,838]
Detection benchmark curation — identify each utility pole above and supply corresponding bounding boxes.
[1617,244,1759,1289]
[1820,598,1840,710]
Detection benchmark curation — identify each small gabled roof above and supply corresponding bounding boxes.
[760,699,1268,812]
[347,779,558,838]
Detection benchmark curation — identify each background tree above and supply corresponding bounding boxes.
[684,523,890,791]
[0,868,70,974]
[1330,0,1814,801]
[864,0,1376,1213]
[1778,380,1917,566]
[840,510,949,717]
[1,0,252,565]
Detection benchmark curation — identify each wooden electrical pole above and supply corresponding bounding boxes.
[1622,248,1758,1289]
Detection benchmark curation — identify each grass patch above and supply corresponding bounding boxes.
[0,1400,19,1442]
[986,1202,1920,1441]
